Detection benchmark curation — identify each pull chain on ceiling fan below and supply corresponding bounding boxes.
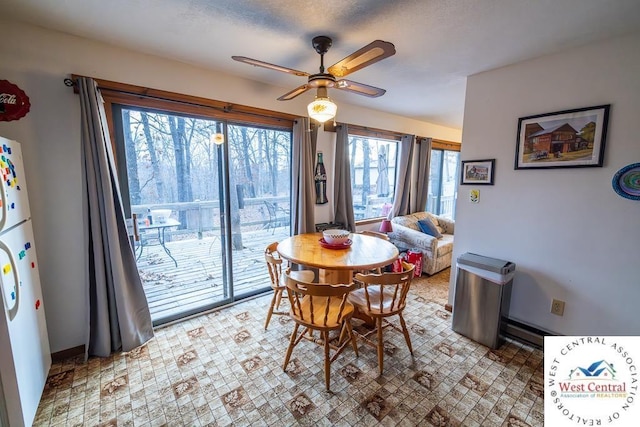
[232,36,396,123]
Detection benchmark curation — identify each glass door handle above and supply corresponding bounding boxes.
[132,213,140,241]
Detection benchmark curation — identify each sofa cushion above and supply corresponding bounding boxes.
[417,219,442,238]
[411,212,444,234]
[392,214,421,232]
[436,234,454,257]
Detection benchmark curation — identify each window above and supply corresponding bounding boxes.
[348,134,398,221]
[427,141,461,219]
[93,77,297,324]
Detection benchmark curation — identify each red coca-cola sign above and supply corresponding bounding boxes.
[0,80,31,121]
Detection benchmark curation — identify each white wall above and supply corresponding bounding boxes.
[0,20,460,352]
[452,33,640,335]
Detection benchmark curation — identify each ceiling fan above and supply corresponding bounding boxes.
[232,36,395,121]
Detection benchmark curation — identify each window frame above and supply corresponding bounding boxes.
[71,75,297,154]
[345,127,462,224]
[347,125,402,224]
[427,139,461,219]
[97,77,297,320]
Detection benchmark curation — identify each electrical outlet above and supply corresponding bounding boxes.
[551,299,565,316]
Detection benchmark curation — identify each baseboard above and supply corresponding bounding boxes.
[504,319,553,349]
[51,345,85,362]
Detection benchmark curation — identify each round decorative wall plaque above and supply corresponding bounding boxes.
[612,163,640,200]
[0,80,31,121]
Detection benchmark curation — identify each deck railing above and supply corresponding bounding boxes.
[426,194,456,219]
[132,196,290,239]
[131,197,291,323]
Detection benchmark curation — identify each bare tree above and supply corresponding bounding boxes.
[122,111,293,250]
[264,130,279,196]
[376,144,389,197]
[123,110,141,205]
[140,112,165,200]
[168,116,192,226]
[238,127,256,198]
[350,137,357,195]
[362,139,371,206]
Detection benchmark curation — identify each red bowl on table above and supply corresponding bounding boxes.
[319,237,352,249]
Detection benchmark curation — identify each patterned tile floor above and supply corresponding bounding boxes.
[34,280,544,426]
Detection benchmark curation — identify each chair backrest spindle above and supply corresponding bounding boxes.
[354,262,414,315]
[264,242,284,290]
[284,275,356,328]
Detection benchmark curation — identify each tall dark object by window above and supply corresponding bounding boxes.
[315,151,328,204]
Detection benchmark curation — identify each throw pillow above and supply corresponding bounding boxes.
[417,219,442,238]
[425,213,445,234]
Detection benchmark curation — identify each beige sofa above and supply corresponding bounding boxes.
[387,212,454,275]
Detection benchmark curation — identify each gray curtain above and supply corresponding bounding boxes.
[389,135,432,217]
[291,118,317,235]
[389,134,416,217]
[333,123,356,232]
[413,137,432,212]
[78,77,153,358]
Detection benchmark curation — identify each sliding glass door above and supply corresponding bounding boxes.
[427,149,460,219]
[113,106,292,325]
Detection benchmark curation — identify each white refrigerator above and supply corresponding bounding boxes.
[0,137,51,427]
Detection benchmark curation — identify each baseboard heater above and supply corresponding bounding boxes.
[504,318,554,349]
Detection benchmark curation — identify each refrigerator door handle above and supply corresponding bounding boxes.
[0,240,20,321]
[0,180,6,232]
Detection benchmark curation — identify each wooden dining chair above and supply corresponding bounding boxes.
[282,272,358,392]
[263,242,315,330]
[350,261,415,375]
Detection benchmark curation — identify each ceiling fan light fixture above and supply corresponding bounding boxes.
[307,96,337,123]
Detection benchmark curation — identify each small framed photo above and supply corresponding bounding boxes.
[460,159,495,185]
[515,104,610,170]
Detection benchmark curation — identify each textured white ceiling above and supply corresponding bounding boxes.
[2,0,640,128]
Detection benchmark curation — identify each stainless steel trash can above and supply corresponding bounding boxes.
[452,253,516,349]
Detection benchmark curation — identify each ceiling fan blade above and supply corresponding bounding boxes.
[277,84,311,101]
[327,40,396,77]
[334,79,386,98]
[232,56,309,77]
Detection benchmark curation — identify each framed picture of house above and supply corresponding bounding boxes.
[460,159,495,185]
[515,104,610,169]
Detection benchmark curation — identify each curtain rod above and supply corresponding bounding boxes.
[63,77,295,125]
[64,77,460,141]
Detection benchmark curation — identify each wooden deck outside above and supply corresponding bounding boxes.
[136,223,291,324]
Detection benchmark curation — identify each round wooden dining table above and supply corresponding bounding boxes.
[277,232,399,284]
